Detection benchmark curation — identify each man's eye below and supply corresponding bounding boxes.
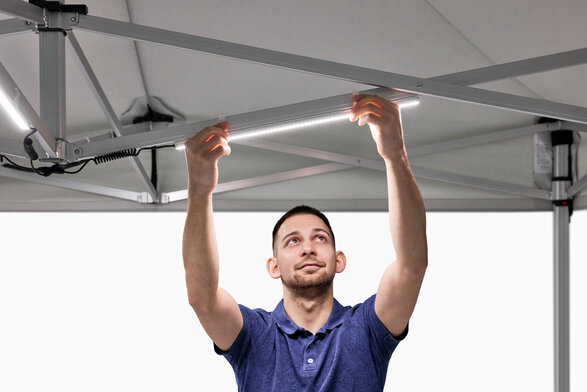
[315,235,326,242]
[288,238,299,245]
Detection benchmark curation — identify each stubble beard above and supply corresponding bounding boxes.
[281,268,335,301]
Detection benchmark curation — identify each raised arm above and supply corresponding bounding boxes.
[182,122,243,351]
[350,95,428,338]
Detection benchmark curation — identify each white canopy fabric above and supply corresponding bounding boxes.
[0,0,586,212]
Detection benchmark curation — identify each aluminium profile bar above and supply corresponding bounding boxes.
[407,122,562,158]
[65,32,157,201]
[74,118,210,159]
[235,139,385,171]
[234,138,552,200]
[163,163,353,203]
[430,47,587,86]
[413,167,552,200]
[72,87,412,159]
[74,15,587,87]
[0,61,57,158]
[65,122,152,144]
[39,11,66,145]
[66,33,125,138]
[0,166,142,202]
[0,0,45,24]
[213,162,351,193]
[209,197,554,212]
[0,18,32,36]
[74,15,587,124]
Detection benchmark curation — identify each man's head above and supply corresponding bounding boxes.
[272,205,335,255]
[267,205,346,299]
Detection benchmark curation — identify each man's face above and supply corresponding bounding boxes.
[268,214,345,294]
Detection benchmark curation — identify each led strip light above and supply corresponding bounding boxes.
[0,87,29,131]
[175,95,419,149]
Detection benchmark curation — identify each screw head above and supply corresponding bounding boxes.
[74,149,80,154]
[416,81,423,88]
[71,17,76,22]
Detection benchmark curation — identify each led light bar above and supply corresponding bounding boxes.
[0,87,29,130]
[397,98,420,109]
[174,96,419,150]
[81,89,419,158]
[229,112,350,142]
[228,96,419,142]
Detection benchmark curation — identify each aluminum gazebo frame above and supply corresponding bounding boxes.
[1,1,586,391]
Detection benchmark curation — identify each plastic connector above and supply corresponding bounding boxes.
[23,137,39,160]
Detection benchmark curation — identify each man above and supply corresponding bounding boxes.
[182,94,427,391]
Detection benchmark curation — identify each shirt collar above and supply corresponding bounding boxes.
[272,298,346,336]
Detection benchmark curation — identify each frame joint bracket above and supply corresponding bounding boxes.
[30,0,88,32]
[138,192,158,204]
[159,193,170,204]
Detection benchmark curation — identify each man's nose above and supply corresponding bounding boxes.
[301,240,316,256]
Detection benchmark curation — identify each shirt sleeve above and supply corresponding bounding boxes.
[361,294,409,358]
[213,304,269,370]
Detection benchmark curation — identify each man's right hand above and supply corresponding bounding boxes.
[182,121,243,352]
[184,122,231,196]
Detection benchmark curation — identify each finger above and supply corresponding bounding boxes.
[352,93,367,104]
[216,121,231,139]
[210,135,230,153]
[187,129,228,151]
[206,141,231,160]
[191,124,230,144]
[357,113,385,128]
[203,134,230,152]
[350,105,385,122]
[352,94,392,112]
[203,126,229,142]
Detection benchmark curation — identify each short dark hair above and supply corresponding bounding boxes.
[272,205,335,253]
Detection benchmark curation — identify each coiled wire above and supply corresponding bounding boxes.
[93,148,139,164]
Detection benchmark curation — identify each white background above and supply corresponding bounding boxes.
[0,210,585,391]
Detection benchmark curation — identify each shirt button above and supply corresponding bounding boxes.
[307,358,314,364]
[309,343,314,348]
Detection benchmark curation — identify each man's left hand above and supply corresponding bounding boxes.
[349,94,405,161]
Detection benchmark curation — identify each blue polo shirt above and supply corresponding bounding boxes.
[214,294,408,391]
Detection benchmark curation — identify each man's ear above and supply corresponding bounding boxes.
[266,257,281,279]
[335,251,347,273]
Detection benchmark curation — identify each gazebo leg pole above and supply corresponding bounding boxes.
[553,204,570,392]
[551,130,573,392]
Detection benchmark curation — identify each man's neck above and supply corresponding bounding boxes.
[282,287,334,335]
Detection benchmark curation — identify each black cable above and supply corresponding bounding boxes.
[151,149,158,189]
[1,143,178,177]
[29,159,43,176]
[93,148,139,164]
[25,129,38,139]
[63,160,91,174]
[146,145,176,152]
[1,154,32,169]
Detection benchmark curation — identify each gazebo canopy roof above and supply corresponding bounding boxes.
[0,0,586,212]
